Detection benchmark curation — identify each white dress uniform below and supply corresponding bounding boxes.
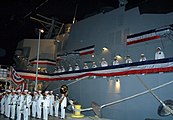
[0,93,5,114]
[28,92,32,116]
[68,64,73,71]
[83,63,89,69]
[16,93,24,120]
[60,95,67,119]
[6,92,12,117]
[54,94,59,117]
[32,92,38,118]
[43,92,50,120]
[49,92,55,116]
[155,50,165,60]
[10,92,17,119]
[36,92,43,119]
[101,58,108,67]
[23,93,30,120]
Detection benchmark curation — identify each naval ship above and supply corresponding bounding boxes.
[2,1,173,120]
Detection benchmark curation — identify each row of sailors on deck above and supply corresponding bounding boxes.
[54,47,165,73]
[0,89,67,120]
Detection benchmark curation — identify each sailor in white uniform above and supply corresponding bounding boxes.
[49,91,55,116]
[101,57,108,67]
[27,91,32,116]
[74,63,80,70]
[36,90,43,119]
[68,64,73,71]
[10,90,17,119]
[83,63,89,69]
[60,93,67,119]
[61,66,66,72]
[31,91,38,118]
[140,53,147,62]
[23,90,30,120]
[54,94,60,117]
[92,61,97,68]
[6,90,12,118]
[16,90,24,120]
[113,57,119,65]
[0,92,5,114]
[125,55,132,63]
[155,47,165,60]
[43,91,50,120]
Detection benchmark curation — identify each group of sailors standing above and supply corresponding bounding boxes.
[0,89,67,120]
[53,47,165,73]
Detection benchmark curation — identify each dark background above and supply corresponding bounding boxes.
[0,0,173,66]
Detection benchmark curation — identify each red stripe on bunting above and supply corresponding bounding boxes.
[19,66,173,81]
[127,35,160,45]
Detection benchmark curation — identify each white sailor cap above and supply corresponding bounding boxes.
[50,91,53,93]
[141,53,144,56]
[56,93,59,96]
[24,90,28,92]
[157,47,161,50]
[6,90,11,92]
[38,90,42,93]
[34,91,37,94]
[12,90,16,93]
[45,91,49,94]
[28,91,31,94]
[17,90,21,92]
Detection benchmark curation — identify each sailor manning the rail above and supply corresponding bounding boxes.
[155,47,165,60]
[101,57,108,67]
[125,55,133,63]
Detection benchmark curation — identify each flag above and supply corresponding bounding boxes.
[15,82,26,92]
[74,45,95,56]
[10,66,24,85]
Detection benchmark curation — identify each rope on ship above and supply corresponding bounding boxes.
[81,78,173,112]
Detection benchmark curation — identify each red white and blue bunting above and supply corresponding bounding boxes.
[14,57,173,81]
[127,26,172,45]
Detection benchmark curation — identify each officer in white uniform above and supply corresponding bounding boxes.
[10,90,17,119]
[101,57,108,67]
[0,92,5,114]
[43,91,50,120]
[60,93,67,119]
[32,91,38,118]
[49,91,54,116]
[36,90,43,119]
[54,94,59,117]
[155,47,165,60]
[16,90,24,120]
